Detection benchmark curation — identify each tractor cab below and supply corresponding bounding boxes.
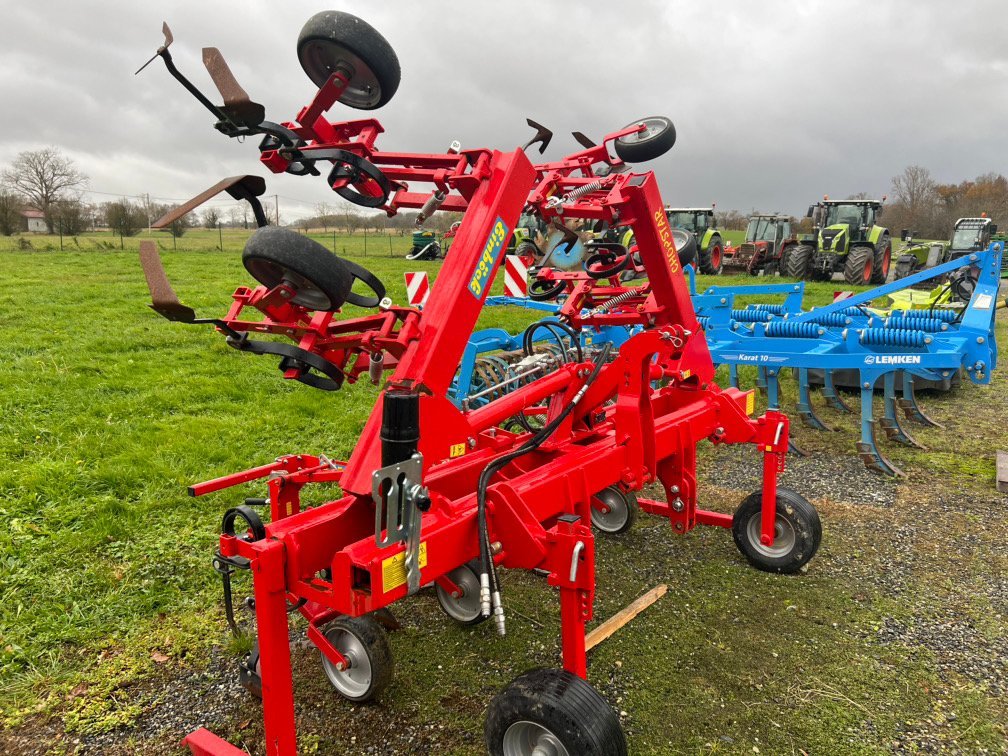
[949,217,997,260]
[666,207,715,236]
[745,214,790,245]
[814,200,881,245]
[724,214,797,275]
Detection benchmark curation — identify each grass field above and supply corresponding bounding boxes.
[0,230,1005,754]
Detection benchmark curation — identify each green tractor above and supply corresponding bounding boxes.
[787,198,892,284]
[893,216,998,280]
[664,207,723,274]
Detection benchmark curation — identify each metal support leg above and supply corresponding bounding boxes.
[821,369,854,413]
[855,374,904,477]
[252,540,298,756]
[728,363,739,389]
[796,367,833,431]
[898,372,943,428]
[879,371,924,448]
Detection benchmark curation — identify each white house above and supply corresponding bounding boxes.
[19,209,47,233]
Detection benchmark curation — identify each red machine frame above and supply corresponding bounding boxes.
[145,62,797,756]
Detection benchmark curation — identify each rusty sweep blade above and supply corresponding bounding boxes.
[202,47,265,126]
[135,21,174,75]
[152,175,266,229]
[138,241,197,323]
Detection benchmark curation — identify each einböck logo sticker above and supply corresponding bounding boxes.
[468,217,509,299]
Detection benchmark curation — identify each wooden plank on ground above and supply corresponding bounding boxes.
[585,584,668,651]
[996,450,1008,493]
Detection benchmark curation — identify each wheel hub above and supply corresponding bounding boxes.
[746,513,796,558]
[503,721,570,756]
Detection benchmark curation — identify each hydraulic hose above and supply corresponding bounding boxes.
[476,341,612,634]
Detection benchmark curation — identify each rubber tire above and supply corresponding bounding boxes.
[590,487,637,535]
[778,243,796,275]
[731,488,821,574]
[485,668,627,756]
[871,235,891,284]
[671,228,698,268]
[893,254,918,280]
[320,615,393,702]
[698,234,724,275]
[242,227,353,311]
[844,246,874,285]
[435,560,488,627]
[613,116,676,163]
[785,244,813,279]
[514,239,541,261]
[297,11,401,109]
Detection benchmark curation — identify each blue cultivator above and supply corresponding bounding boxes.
[694,243,1003,475]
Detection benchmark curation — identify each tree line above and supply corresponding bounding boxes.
[4,147,1005,243]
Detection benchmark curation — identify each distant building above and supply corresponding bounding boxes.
[19,209,47,233]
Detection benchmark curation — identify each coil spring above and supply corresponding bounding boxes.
[589,286,646,315]
[565,179,605,203]
[731,308,774,322]
[885,315,948,332]
[808,312,852,327]
[833,306,866,316]
[890,308,957,323]
[748,303,787,314]
[765,321,823,338]
[696,315,710,331]
[858,328,928,347]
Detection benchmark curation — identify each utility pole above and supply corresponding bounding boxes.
[146,192,152,234]
[274,195,279,226]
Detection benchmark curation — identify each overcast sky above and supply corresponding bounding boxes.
[2,0,1006,220]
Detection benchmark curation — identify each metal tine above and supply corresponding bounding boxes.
[855,373,905,477]
[765,369,808,456]
[796,367,834,431]
[821,369,854,413]
[897,372,944,428]
[879,372,925,448]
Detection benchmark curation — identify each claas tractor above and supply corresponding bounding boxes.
[722,214,799,275]
[788,197,892,284]
[665,206,723,274]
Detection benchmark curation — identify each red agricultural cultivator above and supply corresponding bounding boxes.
[138,11,821,755]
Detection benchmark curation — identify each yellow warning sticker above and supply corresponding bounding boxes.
[745,391,755,416]
[682,369,692,379]
[449,442,467,458]
[381,542,427,593]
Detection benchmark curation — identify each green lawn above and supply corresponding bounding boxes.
[0,234,1004,754]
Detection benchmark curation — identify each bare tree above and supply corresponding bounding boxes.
[890,165,936,230]
[846,191,872,200]
[343,209,360,235]
[203,207,221,229]
[227,205,243,229]
[1,147,88,232]
[315,201,333,232]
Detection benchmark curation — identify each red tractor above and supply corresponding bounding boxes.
[722,214,800,276]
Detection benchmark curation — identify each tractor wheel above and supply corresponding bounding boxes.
[297,11,401,109]
[871,235,891,284]
[784,244,813,279]
[893,254,919,280]
[514,239,541,262]
[698,235,724,275]
[485,668,627,756]
[243,227,353,311]
[590,487,637,534]
[779,243,796,275]
[671,229,698,268]
[844,246,874,285]
[613,116,676,163]
[731,488,821,574]
[435,561,488,626]
[320,615,393,702]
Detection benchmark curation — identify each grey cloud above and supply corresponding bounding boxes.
[1,0,1005,217]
